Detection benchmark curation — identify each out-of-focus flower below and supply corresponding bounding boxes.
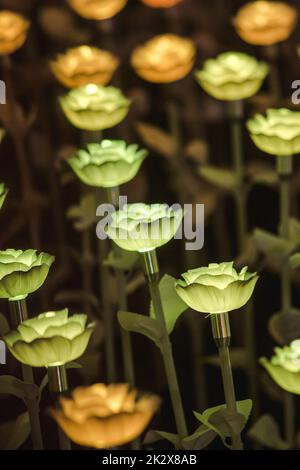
[59,84,130,131]
[0,11,30,55]
[195,52,269,101]
[140,0,183,7]
[0,249,54,301]
[260,340,300,394]
[50,383,160,448]
[105,203,183,252]
[3,309,94,367]
[175,262,258,314]
[0,183,8,210]
[131,34,196,83]
[50,46,119,88]
[68,140,148,188]
[67,0,128,20]
[233,1,298,46]
[247,108,300,156]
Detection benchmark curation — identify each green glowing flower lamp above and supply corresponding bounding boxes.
[247,108,300,157]
[3,308,95,367]
[0,249,55,301]
[59,84,131,131]
[195,52,269,101]
[68,140,148,188]
[175,262,258,314]
[105,203,184,253]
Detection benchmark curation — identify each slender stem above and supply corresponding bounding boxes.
[95,189,117,383]
[277,155,294,447]
[265,45,281,100]
[48,365,71,450]
[9,299,43,450]
[211,313,243,450]
[228,100,258,416]
[107,186,135,387]
[143,250,187,439]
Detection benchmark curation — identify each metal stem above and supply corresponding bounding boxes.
[48,365,71,450]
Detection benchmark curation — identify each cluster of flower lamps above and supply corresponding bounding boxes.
[0,0,300,451]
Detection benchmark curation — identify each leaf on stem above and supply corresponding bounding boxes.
[149,275,188,335]
[135,122,176,159]
[182,424,217,450]
[144,430,180,448]
[268,310,300,345]
[0,412,30,450]
[118,311,163,350]
[198,165,237,191]
[104,249,140,271]
[0,375,40,403]
[248,414,289,450]
[194,399,252,448]
[253,228,296,260]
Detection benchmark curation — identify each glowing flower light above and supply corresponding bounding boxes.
[3,308,94,367]
[59,84,130,131]
[50,46,119,89]
[50,383,160,448]
[0,249,54,301]
[0,183,8,210]
[140,0,183,7]
[260,340,300,394]
[105,203,183,252]
[175,262,258,314]
[0,11,30,55]
[131,34,196,83]
[68,140,148,188]
[247,108,300,156]
[195,52,269,101]
[233,1,298,46]
[67,0,128,20]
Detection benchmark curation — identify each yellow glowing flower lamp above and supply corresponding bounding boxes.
[233,1,298,46]
[50,383,160,448]
[131,34,196,83]
[140,0,184,7]
[0,10,30,55]
[50,46,119,89]
[67,0,128,20]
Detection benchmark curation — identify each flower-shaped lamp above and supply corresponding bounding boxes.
[131,34,196,83]
[3,308,94,367]
[68,140,148,188]
[247,108,300,156]
[0,10,30,55]
[233,1,298,46]
[59,84,130,131]
[67,0,128,20]
[175,262,258,314]
[195,52,269,101]
[50,46,119,89]
[105,203,183,253]
[0,249,54,301]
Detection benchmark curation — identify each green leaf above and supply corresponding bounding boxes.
[201,348,246,369]
[0,375,39,403]
[67,192,97,231]
[248,415,289,450]
[118,311,163,349]
[66,361,83,369]
[150,275,188,334]
[135,122,176,159]
[260,357,300,395]
[288,218,300,243]
[198,165,237,191]
[194,400,252,448]
[253,228,296,259]
[0,412,30,450]
[182,424,217,450]
[289,253,300,269]
[104,249,139,271]
[0,313,9,335]
[144,430,180,448]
